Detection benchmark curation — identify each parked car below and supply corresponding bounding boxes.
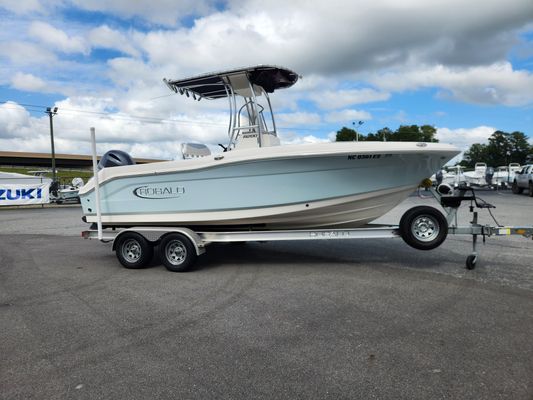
[512,164,533,196]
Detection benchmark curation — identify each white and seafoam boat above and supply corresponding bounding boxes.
[78,65,459,230]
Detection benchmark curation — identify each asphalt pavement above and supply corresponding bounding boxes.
[1,190,532,399]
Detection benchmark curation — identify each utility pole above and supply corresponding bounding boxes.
[46,107,58,183]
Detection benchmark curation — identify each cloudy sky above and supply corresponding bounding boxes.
[0,0,532,160]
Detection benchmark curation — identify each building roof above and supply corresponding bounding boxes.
[0,151,166,169]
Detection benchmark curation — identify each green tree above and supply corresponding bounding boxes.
[419,125,439,142]
[461,143,489,168]
[364,132,379,141]
[365,128,393,141]
[508,131,530,164]
[390,125,439,142]
[466,130,531,167]
[335,127,360,141]
[486,131,513,167]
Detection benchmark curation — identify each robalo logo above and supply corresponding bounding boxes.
[133,185,185,199]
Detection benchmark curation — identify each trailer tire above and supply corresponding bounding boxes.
[529,182,533,197]
[399,206,448,250]
[466,254,477,270]
[159,233,197,272]
[115,232,153,269]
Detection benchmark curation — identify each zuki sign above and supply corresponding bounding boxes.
[0,183,50,205]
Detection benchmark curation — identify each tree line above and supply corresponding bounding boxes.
[459,131,531,168]
[336,124,439,143]
[335,125,532,167]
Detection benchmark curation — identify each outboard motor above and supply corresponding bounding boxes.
[485,167,494,186]
[49,180,60,197]
[435,170,444,185]
[98,150,135,170]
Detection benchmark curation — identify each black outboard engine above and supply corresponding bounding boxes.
[435,170,444,185]
[98,150,135,170]
[49,180,60,197]
[485,167,494,186]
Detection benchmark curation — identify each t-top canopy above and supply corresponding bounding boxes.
[164,65,299,100]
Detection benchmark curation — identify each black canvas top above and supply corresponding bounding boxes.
[164,65,299,100]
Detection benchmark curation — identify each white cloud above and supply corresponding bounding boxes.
[0,102,33,135]
[435,125,500,165]
[0,0,43,14]
[11,72,47,91]
[0,41,57,65]
[224,0,533,75]
[276,112,321,127]
[436,126,496,150]
[278,131,330,145]
[71,0,216,26]
[372,63,533,106]
[88,25,140,57]
[325,109,372,123]
[310,88,390,110]
[28,21,89,54]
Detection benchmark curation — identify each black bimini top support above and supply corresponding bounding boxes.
[163,65,299,100]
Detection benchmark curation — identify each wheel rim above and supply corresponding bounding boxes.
[165,240,187,266]
[122,239,142,263]
[411,215,440,242]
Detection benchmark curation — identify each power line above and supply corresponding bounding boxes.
[0,100,329,132]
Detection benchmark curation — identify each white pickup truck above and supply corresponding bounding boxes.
[512,164,533,196]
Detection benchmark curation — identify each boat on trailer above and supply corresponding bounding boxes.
[80,66,533,272]
[78,65,459,230]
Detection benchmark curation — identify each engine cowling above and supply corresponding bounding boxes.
[98,150,135,169]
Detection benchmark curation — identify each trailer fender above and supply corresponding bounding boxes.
[112,227,206,256]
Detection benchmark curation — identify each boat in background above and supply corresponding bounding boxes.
[493,163,521,188]
[56,177,84,204]
[29,170,84,203]
[78,65,460,230]
[431,165,466,187]
[464,162,493,187]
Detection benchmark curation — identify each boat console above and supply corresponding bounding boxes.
[164,65,298,151]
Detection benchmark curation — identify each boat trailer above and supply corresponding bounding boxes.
[82,185,533,272]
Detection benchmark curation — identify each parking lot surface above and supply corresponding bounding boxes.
[1,191,532,399]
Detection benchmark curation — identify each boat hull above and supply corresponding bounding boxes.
[80,142,459,229]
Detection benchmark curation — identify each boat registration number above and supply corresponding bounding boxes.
[347,154,392,160]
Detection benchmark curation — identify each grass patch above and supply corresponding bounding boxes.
[0,167,93,185]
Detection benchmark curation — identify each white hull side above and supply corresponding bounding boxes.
[81,142,460,229]
[85,185,414,229]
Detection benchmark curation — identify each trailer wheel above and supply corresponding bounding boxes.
[115,232,153,269]
[512,181,523,194]
[466,254,477,270]
[529,182,533,197]
[399,206,448,250]
[159,233,197,272]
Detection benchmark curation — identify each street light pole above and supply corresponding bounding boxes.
[46,107,58,183]
[353,121,364,142]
